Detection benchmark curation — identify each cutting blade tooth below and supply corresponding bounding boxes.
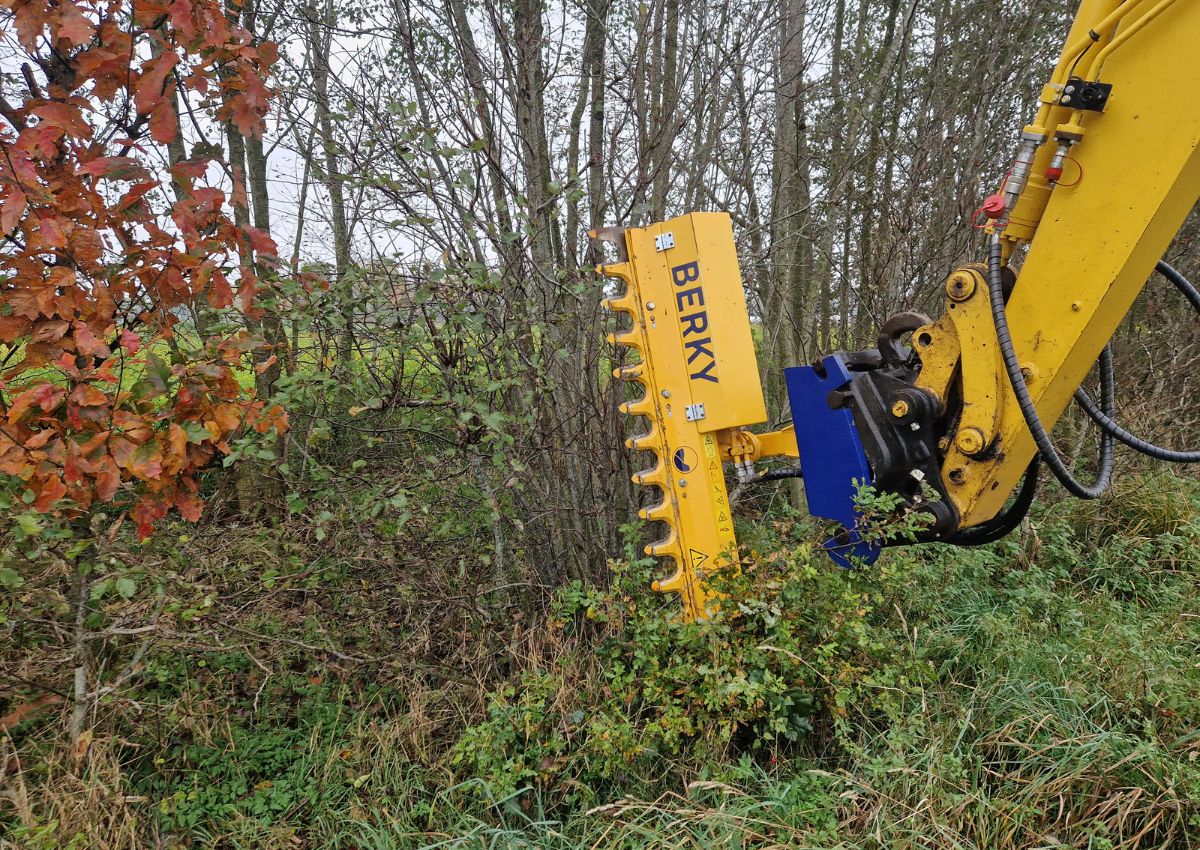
[631,458,666,488]
[644,530,681,560]
[601,293,637,314]
[638,496,672,523]
[613,363,644,381]
[606,328,644,351]
[619,394,655,418]
[651,563,689,595]
[597,261,632,281]
[624,424,659,451]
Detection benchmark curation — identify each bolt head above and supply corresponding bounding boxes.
[891,400,910,418]
[947,273,976,301]
[956,427,986,455]
[646,302,656,310]
[661,389,671,398]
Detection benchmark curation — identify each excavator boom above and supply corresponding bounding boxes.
[600,0,1200,619]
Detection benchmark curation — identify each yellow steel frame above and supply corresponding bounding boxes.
[595,213,768,620]
[933,0,1200,526]
[600,0,1200,617]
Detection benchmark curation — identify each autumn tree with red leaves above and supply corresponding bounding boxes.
[0,0,284,538]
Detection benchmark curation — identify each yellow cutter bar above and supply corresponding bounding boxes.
[594,212,767,619]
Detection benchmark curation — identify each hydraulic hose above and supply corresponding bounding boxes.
[1156,259,1200,311]
[758,466,804,482]
[1072,259,1200,463]
[987,234,1115,498]
[1074,389,1200,462]
[948,456,1040,546]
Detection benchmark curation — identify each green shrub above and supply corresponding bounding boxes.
[450,528,924,810]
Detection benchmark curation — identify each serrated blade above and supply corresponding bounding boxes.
[592,213,767,620]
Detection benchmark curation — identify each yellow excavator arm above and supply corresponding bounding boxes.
[597,0,1200,620]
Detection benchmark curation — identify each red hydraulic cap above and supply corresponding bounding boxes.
[981,194,1007,219]
[1045,165,1064,182]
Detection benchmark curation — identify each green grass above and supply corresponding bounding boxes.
[5,472,1200,849]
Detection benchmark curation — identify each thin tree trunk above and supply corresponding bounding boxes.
[309,0,354,370]
[648,0,680,220]
[68,556,91,746]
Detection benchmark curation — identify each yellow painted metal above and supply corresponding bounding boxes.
[721,426,798,465]
[1001,0,1129,246]
[750,427,800,461]
[595,212,767,620]
[911,317,960,404]
[948,0,1200,526]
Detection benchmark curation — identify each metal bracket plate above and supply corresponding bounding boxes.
[1060,77,1112,112]
[654,232,675,252]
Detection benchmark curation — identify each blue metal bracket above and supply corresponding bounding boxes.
[784,355,880,567]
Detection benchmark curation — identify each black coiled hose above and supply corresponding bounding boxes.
[948,456,1040,546]
[1071,260,1200,463]
[987,235,1116,498]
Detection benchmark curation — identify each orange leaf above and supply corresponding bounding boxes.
[78,156,150,181]
[257,40,279,68]
[109,434,136,469]
[70,383,108,407]
[176,492,203,522]
[31,102,92,139]
[12,0,46,50]
[39,215,66,248]
[208,270,233,309]
[30,320,70,343]
[212,403,242,435]
[128,442,163,480]
[119,328,141,354]
[33,473,67,511]
[0,694,60,734]
[229,95,260,138]
[68,226,105,265]
[163,423,187,475]
[72,729,93,761]
[114,180,157,213]
[134,497,167,540]
[94,455,121,501]
[1,190,26,235]
[230,166,248,210]
[170,158,209,180]
[149,99,177,145]
[9,385,65,423]
[74,323,111,358]
[0,316,31,342]
[55,1,95,46]
[243,226,276,255]
[134,52,178,114]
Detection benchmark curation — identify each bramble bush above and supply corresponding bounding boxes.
[450,517,929,810]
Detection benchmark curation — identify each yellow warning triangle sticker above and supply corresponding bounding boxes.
[689,548,708,569]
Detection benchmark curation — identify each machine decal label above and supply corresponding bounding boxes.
[671,261,718,383]
[673,446,697,473]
